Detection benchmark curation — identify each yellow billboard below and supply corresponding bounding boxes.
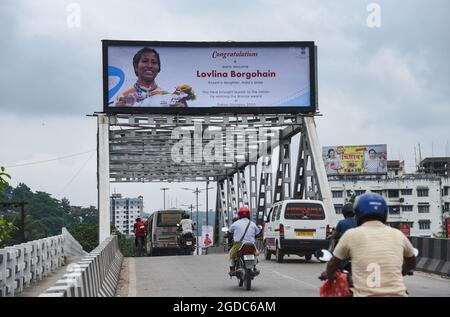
[322,144,387,175]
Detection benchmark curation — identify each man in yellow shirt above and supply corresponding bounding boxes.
[322,193,417,297]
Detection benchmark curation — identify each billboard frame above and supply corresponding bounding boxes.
[322,144,388,177]
[102,40,318,115]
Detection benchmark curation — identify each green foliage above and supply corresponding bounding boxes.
[112,225,136,257]
[0,166,15,246]
[0,181,100,248]
[70,223,99,252]
[0,166,11,194]
[432,232,446,238]
[0,216,17,247]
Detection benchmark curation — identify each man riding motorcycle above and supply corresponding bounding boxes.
[227,207,260,276]
[329,202,357,252]
[178,213,194,244]
[321,192,417,297]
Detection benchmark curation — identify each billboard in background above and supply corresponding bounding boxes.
[103,40,316,114]
[200,225,214,248]
[322,144,387,175]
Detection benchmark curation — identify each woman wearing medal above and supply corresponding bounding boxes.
[116,47,186,107]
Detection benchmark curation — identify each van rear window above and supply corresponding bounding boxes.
[157,213,182,227]
[285,203,325,220]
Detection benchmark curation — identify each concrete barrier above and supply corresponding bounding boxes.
[409,237,450,277]
[40,235,123,297]
[0,228,86,297]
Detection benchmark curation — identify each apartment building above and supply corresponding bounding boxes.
[110,193,144,235]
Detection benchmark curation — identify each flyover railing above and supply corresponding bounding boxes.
[40,235,123,297]
[0,227,87,297]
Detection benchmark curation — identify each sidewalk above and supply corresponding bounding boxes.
[16,256,82,297]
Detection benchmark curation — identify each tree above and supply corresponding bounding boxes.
[70,223,99,252]
[0,166,11,194]
[0,166,16,247]
[113,226,136,257]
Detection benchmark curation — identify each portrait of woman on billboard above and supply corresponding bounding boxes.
[363,148,387,174]
[114,47,195,107]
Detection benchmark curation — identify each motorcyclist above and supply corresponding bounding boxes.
[321,192,417,297]
[329,203,357,252]
[178,213,194,244]
[227,207,260,276]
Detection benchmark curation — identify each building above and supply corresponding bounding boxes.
[110,193,144,235]
[419,157,450,177]
[329,159,449,237]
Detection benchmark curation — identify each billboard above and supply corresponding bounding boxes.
[103,40,317,114]
[322,144,387,175]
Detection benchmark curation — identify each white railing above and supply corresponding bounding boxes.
[40,235,123,297]
[0,228,87,297]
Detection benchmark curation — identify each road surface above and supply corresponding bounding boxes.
[117,253,450,297]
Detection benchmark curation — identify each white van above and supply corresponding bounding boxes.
[145,209,186,256]
[263,199,331,263]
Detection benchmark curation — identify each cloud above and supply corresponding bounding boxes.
[1,0,449,207]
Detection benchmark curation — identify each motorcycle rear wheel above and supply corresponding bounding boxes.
[245,269,252,291]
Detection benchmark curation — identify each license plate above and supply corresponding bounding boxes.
[243,254,255,260]
[186,241,192,245]
[296,231,314,237]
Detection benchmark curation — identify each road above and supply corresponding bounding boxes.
[119,253,450,297]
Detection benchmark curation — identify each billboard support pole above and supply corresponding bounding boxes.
[97,113,111,243]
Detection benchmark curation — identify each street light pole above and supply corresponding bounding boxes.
[195,187,200,254]
[181,186,214,255]
[206,180,209,228]
[160,187,169,210]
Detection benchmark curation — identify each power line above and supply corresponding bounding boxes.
[58,151,95,197]
[4,149,96,168]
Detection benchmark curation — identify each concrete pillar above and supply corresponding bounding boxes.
[98,114,110,243]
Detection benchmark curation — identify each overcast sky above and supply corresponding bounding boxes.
[1,0,449,212]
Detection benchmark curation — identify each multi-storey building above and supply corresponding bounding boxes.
[110,193,144,236]
[329,158,450,237]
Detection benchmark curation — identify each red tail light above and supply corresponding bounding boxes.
[241,245,256,255]
[279,224,285,236]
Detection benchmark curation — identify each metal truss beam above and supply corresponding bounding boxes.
[107,113,304,183]
[256,152,273,226]
[249,163,258,222]
[273,138,292,203]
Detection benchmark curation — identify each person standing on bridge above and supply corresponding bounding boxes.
[133,217,147,256]
[202,234,212,255]
[321,193,417,297]
[227,207,260,276]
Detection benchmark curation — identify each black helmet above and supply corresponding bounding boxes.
[342,203,354,218]
[182,213,190,219]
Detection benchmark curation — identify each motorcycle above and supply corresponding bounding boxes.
[222,226,262,291]
[316,248,419,296]
[176,224,196,255]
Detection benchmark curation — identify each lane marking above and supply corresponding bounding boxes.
[128,257,137,297]
[269,269,318,289]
